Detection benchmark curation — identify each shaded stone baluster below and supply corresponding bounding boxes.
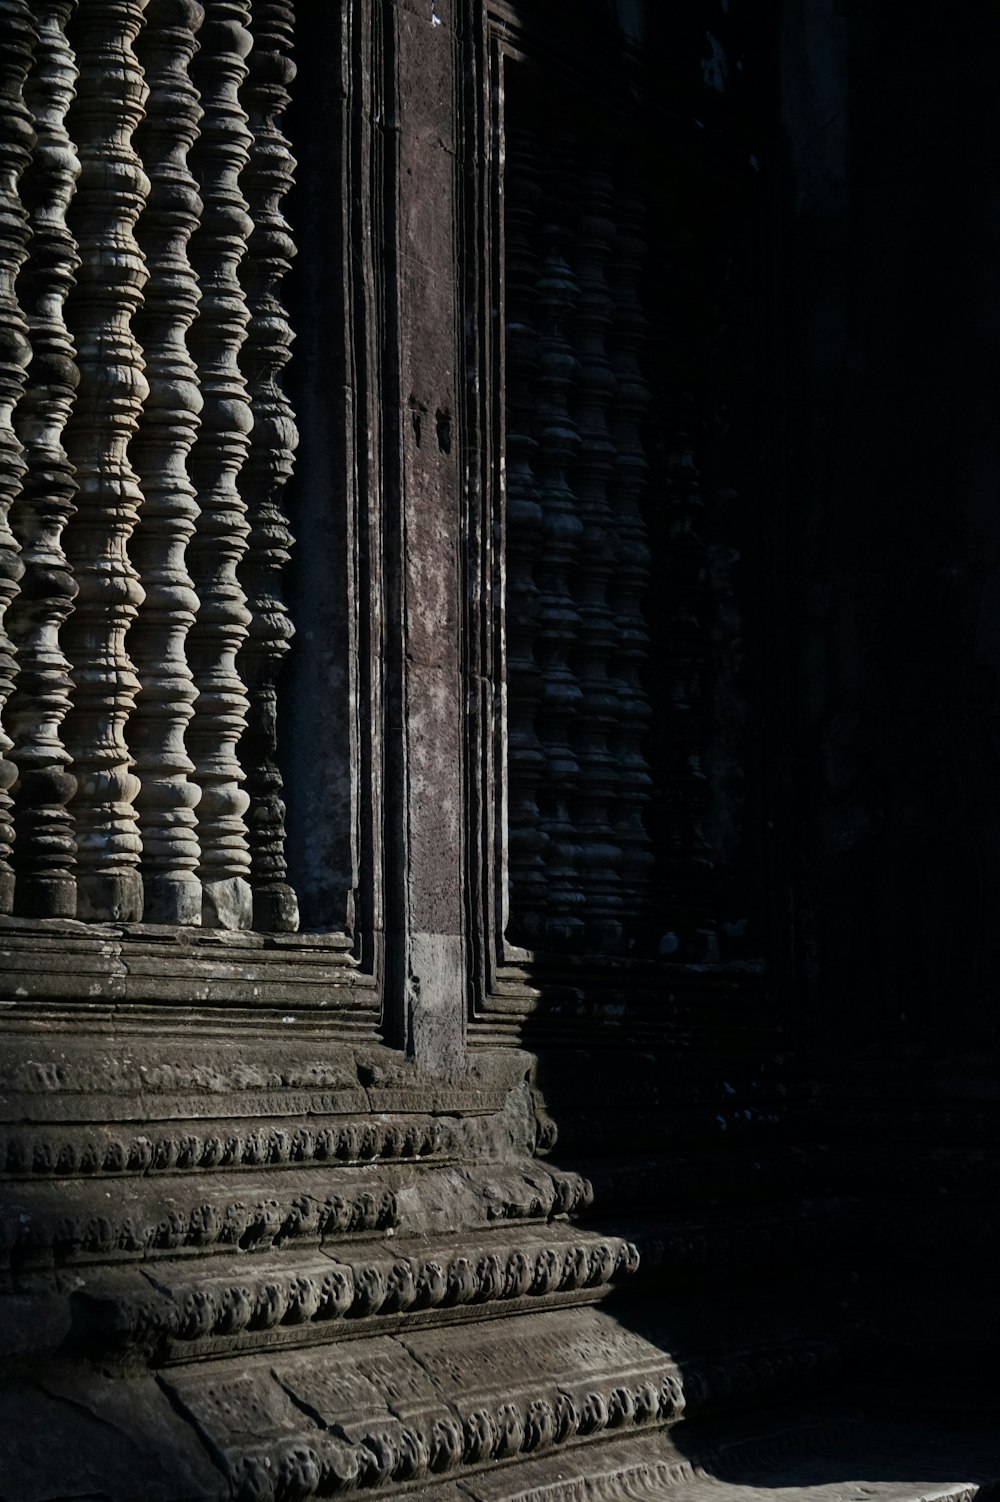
[607,185,654,935]
[236,0,298,932]
[661,414,716,958]
[60,1,150,923]
[8,0,80,917]
[534,136,584,950]
[0,1,34,915]
[570,155,622,953]
[129,0,205,924]
[186,0,253,929]
[503,124,548,948]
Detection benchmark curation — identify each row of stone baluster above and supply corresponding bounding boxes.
[0,0,300,930]
[505,125,656,955]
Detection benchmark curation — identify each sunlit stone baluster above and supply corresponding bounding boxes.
[570,155,622,953]
[8,0,80,917]
[607,185,654,933]
[186,0,253,929]
[0,0,35,915]
[503,125,547,948]
[129,0,205,924]
[534,137,584,950]
[236,0,298,932]
[60,1,150,923]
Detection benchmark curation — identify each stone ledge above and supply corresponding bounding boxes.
[0,1159,593,1266]
[449,1414,1000,1502]
[59,1224,638,1359]
[155,1304,845,1500]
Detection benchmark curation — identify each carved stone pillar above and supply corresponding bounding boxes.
[0,0,37,915]
[60,0,150,923]
[129,0,205,925]
[534,139,584,950]
[661,417,715,953]
[7,0,80,919]
[504,124,657,960]
[387,0,467,1069]
[606,185,653,933]
[186,0,254,930]
[570,155,622,952]
[236,0,299,934]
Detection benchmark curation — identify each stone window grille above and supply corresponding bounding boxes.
[0,0,313,934]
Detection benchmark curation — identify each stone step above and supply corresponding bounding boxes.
[151,1301,846,1499]
[445,1412,1000,1501]
[8,1363,994,1502]
[0,1109,505,1178]
[2,1196,853,1364]
[0,1157,592,1265]
[41,1223,640,1360]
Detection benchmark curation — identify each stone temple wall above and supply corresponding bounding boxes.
[0,2,998,1496]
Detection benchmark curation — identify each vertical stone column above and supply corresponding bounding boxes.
[236,0,298,933]
[129,0,205,925]
[534,139,584,950]
[606,185,653,932]
[0,1,37,914]
[504,129,658,959]
[661,418,715,953]
[61,0,150,923]
[8,0,80,919]
[571,155,622,952]
[186,0,253,930]
[387,0,466,1070]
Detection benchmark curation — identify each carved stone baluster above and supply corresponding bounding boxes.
[186,0,253,929]
[8,0,80,918]
[661,414,716,957]
[569,155,622,954]
[129,0,204,924]
[503,124,548,948]
[644,224,717,963]
[60,0,149,923]
[236,0,298,932]
[533,135,584,950]
[606,185,654,937]
[0,1,35,914]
